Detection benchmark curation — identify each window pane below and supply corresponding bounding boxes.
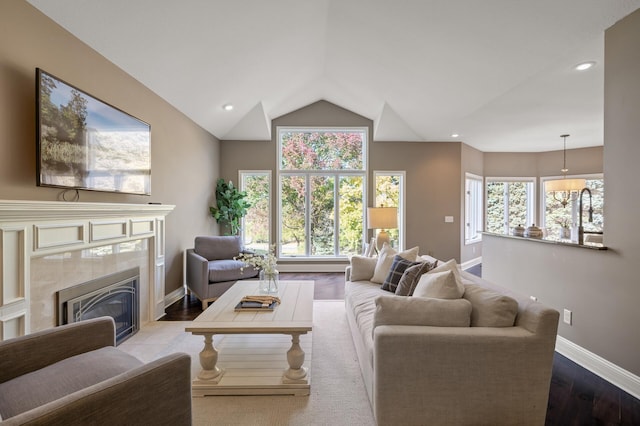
[339,176,364,256]
[310,176,334,256]
[280,130,364,170]
[544,178,604,237]
[507,182,528,230]
[465,176,483,243]
[242,173,269,254]
[584,178,604,232]
[375,174,400,247]
[486,182,506,233]
[281,175,306,256]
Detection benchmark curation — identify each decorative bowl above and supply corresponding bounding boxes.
[524,224,543,239]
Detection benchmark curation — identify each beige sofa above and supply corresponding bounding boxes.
[0,317,191,425]
[345,250,559,426]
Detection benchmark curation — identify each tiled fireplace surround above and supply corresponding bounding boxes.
[0,200,174,341]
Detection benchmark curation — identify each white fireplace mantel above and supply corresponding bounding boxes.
[0,200,175,341]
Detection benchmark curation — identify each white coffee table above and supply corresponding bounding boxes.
[185,280,314,396]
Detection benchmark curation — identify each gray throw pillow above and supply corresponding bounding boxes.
[373,295,472,334]
[395,260,437,296]
[381,255,421,292]
[463,284,519,327]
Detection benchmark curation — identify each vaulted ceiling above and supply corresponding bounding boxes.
[27,0,640,152]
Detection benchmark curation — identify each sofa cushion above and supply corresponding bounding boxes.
[350,255,378,281]
[463,283,519,327]
[208,259,258,282]
[195,236,243,261]
[373,295,472,331]
[381,255,421,293]
[371,245,419,284]
[413,270,464,299]
[395,260,438,296]
[345,280,382,366]
[0,346,142,419]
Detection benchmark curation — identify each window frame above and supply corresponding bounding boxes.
[276,126,368,260]
[465,173,484,245]
[485,176,536,235]
[540,173,604,236]
[373,171,406,250]
[239,170,272,254]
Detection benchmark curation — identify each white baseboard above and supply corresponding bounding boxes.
[461,256,482,270]
[164,286,186,309]
[555,336,640,400]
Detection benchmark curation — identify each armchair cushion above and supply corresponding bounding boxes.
[195,235,243,261]
[208,259,255,282]
[0,347,142,419]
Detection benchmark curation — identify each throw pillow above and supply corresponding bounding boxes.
[413,270,464,299]
[381,255,421,292]
[371,244,419,284]
[463,284,519,327]
[395,260,438,296]
[373,295,472,333]
[424,259,465,295]
[349,255,378,281]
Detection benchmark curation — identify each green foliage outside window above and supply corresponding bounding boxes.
[279,129,365,257]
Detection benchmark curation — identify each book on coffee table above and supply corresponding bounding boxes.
[234,295,281,312]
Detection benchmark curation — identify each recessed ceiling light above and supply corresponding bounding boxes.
[451,133,460,138]
[575,61,596,71]
[222,104,234,111]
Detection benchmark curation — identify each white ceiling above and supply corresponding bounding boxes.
[27,0,640,152]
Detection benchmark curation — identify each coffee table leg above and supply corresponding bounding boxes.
[283,332,308,383]
[197,333,223,383]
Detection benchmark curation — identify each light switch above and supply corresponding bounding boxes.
[445,216,454,223]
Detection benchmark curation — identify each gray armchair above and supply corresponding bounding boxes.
[0,317,191,425]
[186,235,259,310]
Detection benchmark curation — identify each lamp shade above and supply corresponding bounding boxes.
[545,179,586,192]
[367,207,398,229]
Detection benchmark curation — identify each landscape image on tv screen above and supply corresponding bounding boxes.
[37,69,151,195]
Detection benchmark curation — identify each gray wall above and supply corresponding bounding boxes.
[483,9,640,377]
[0,0,220,295]
[221,100,464,263]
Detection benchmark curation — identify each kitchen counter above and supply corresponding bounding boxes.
[482,232,608,250]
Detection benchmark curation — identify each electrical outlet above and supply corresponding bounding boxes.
[563,309,572,325]
[445,216,454,223]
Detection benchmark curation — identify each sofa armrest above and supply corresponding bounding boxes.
[0,317,115,384]
[2,352,192,426]
[373,325,556,426]
[186,248,209,298]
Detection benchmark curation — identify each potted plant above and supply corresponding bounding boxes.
[209,178,251,235]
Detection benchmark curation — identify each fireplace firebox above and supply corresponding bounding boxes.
[57,268,140,345]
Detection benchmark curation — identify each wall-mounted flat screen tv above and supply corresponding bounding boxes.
[36,68,151,195]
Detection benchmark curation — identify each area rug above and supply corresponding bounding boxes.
[119,300,374,426]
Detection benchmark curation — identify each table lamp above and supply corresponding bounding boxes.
[367,206,398,251]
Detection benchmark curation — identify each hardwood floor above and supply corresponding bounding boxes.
[164,272,640,424]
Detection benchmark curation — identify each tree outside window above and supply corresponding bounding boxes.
[543,177,604,238]
[278,128,366,258]
[240,171,271,254]
[374,172,404,249]
[486,179,535,234]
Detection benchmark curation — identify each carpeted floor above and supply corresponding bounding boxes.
[119,300,374,426]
